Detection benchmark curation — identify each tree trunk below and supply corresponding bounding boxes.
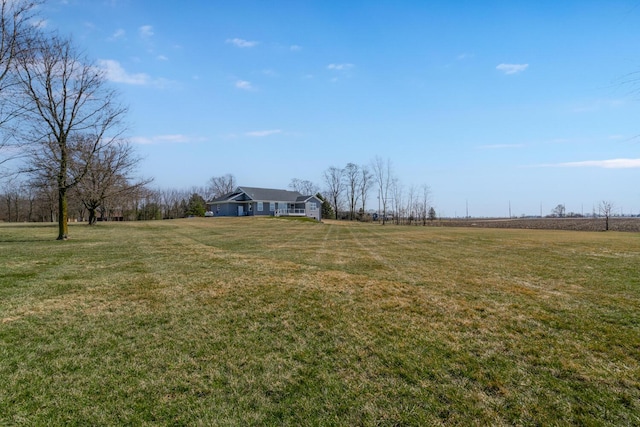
[57,187,68,240]
[88,207,97,225]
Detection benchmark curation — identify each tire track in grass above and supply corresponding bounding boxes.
[345,225,397,276]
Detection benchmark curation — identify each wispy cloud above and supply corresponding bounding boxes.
[235,80,253,90]
[139,25,154,38]
[496,63,528,75]
[327,63,354,71]
[539,158,640,169]
[571,99,625,113]
[245,130,282,137]
[290,44,302,51]
[226,38,258,48]
[109,28,125,41]
[479,144,524,149]
[457,52,474,60]
[98,59,150,85]
[156,55,169,61]
[132,134,205,145]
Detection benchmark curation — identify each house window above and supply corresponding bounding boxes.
[310,202,317,210]
[257,202,263,212]
[270,202,275,212]
[278,202,287,212]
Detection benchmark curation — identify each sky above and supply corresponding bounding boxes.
[41,0,640,217]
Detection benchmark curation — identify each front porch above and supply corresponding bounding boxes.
[275,208,306,217]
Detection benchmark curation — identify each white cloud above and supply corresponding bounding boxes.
[235,80,253,90]
[98,59,150,85]
[496,63,528,75]
[542,158,640,169]
[571,99,625,113]
[109,28,125,41]
[139,25,154,38]
[157,55,169,61]
[245,130,282,137]
[327,63,354,71]
[479,144,524,149]
[457,53,474,60]
[290,45,302,51]
[132,134,204,145]
[226,38,258,48]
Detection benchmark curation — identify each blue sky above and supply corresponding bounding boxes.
[44,0,640,217]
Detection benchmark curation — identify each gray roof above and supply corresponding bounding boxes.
[238,186,303,202]
[209,186,316,204]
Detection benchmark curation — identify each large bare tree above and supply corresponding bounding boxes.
[0,0,41,173]
[371,156,393,225]
[289,178,319,196]
[72,138,149,225]
[358,165,372,218]
[323,166,344,220]
[207,173,236,200]
[15,34,128,239]
[344,163,361,220]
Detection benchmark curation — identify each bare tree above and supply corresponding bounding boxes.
[419,184,431,225]
[371,156,393,225]
[160,187,188,219]
[15,34,128,239]
[406,184,416,225]
[391,177,403,224]
[289,178,319,196]
[358,165,372,218]
[72,139,150,225]
[344,163,361,220]
[0,0,41,173]
[551,204,565,218]
[323,166,344,220]
[207,173,235,200]
[599,200,614,231]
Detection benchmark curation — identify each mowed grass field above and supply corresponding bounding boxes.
[1,218,639,426]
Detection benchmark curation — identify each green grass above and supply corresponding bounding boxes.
[1,218,639,425]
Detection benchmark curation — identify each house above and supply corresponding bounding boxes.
[207,186,322,221]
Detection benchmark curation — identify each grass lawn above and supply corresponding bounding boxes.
[1,218,639,425]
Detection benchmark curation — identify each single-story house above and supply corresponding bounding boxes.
[207,186,322,221]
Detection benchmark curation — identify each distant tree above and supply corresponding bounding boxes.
[344,163,361,220]
[289,178,319,195]
[371,156,393,225]
[551,204,566,218]
[160,188,188,219]
[428,207,437,221]
[599,200,614,231]
[207,173,235,200]
[420,184,431,225]
[391,177,403,224]
[358,165,373,219]
[15,35,128,239]
[185,193,206,217]
[316,192,333,219]
[323,166,344,220]
[136,197,162,221]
